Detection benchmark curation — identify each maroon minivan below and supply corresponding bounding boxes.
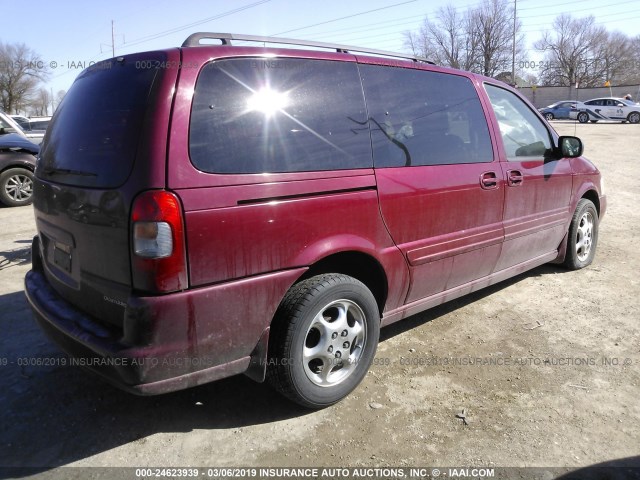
[25,33,605,408]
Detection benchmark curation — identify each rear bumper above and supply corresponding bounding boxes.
[25,265,305,395]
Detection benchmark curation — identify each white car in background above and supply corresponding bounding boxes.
[0,112,45,144]
[572,97,640,124]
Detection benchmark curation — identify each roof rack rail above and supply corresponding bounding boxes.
[181,32,434,65]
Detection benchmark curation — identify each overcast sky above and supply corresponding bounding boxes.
[3,0,639,95]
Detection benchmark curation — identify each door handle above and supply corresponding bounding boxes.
[507,170,523,187]
[480,171,498,190]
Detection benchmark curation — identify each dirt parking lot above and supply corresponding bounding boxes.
[0,122,638,479]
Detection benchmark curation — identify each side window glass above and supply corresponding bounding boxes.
[485,84,552,161]
[190,59,372,174]
[360,65,493,167]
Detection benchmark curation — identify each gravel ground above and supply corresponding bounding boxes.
[0,121,638,479]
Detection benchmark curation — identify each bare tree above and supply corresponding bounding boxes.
[55,90,66,109]
[627,35,640,84]
[534,15,608,87]
[404,4,478,69]
[594,31,636,85]
[0,41,49,113]
[403,0,522,80]
[29,88,50,116]
[470,0,523,78]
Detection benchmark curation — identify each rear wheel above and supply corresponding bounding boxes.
[0,168,34,207]
[564,199,598,270]
[628,112,640,124]
[267,274,380,408]
[577,112,589,123]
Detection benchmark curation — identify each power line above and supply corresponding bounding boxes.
[323,2,639,45]
[48,1,273,84]
[519,0,600,11]
[292,0,505,40]
[520,8,640,29]
[124,0,272,49]
[271,0,418,36]
[518,0,640,19]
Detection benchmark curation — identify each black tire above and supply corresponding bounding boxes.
[0,168,34,207]
[627,112,640,124]
[544,113,554,121]
[564,199,598,270]
[577,112,589,124]
[590,120,598,123]
[267,273,380,408]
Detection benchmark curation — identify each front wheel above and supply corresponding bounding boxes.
[564,199,599,270]
[267,274,380,408]
[628,112,640,124]
[577,112,589,124]
[0,168,34,207]
[544,113,554,121]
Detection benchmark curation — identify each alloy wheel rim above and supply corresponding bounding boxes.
[302,299,366,387]
[5,174,33,202]
[576,211,594,262]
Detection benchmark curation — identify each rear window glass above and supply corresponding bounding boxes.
[189,58,372,174]
[360,65,494,167]
[38,55,163,188]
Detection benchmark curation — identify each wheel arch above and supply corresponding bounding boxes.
[552,188,601,264]
[0,156,36,174]
[580,189,600,217]
[245,250,389,384]
[297,250,388,316]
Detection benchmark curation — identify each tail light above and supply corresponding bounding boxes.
[130,190,187,293]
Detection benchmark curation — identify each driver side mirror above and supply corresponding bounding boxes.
[558,136,583,158]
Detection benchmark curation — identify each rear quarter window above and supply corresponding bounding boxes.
[189,58,372,174]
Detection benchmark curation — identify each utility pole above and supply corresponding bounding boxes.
[50,87,54,115]
[101,21,123,57]
[511,0,517,86]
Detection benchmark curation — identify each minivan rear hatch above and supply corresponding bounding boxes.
[34,50,179,328]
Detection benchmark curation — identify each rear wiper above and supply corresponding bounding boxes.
[41,168,97,177]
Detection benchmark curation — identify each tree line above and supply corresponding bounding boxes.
[404,0,640,87]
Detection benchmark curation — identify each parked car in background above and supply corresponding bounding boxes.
[10,115,32,130]
[1,111,45,144]
[10,114,51,133]
[538,101,577,121]
[0,133,39,207]
[29,116,52,131]
[572,97,640,124]
[24,33,605,408]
